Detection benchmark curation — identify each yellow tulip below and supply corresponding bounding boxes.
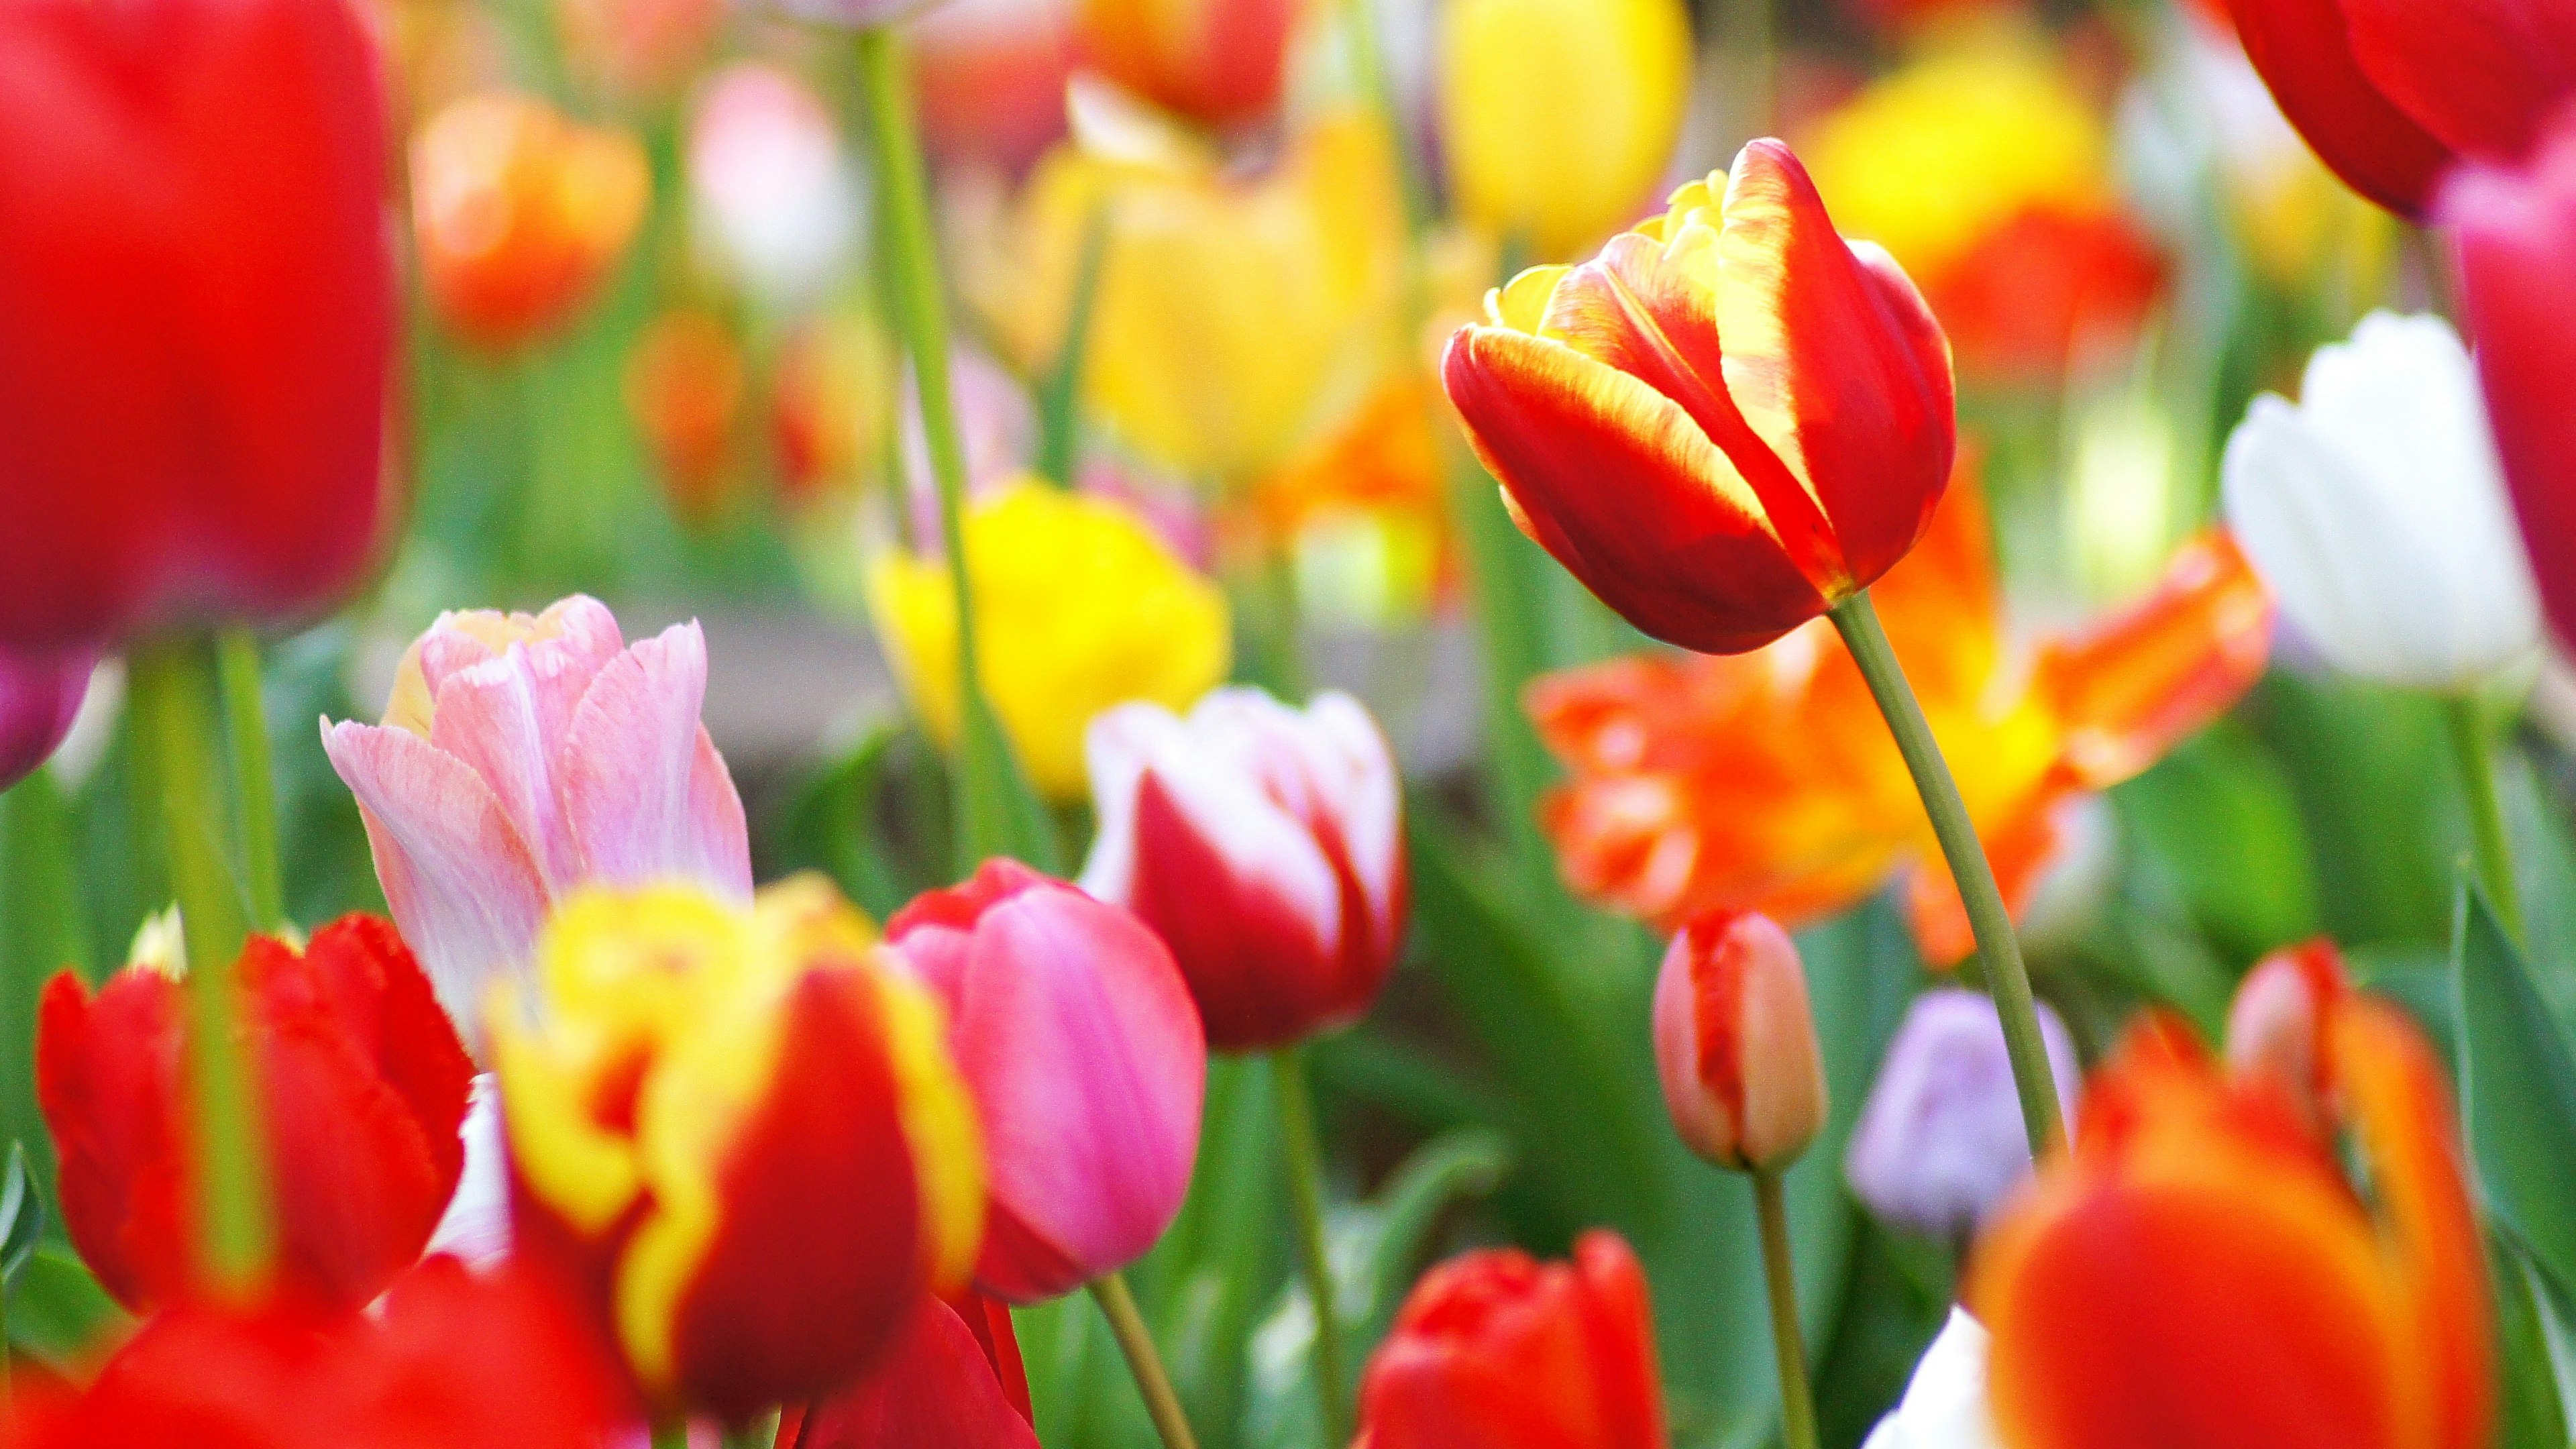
[1437,0,1693,263]
[867,480,1232,797]
[965,108,1407,484]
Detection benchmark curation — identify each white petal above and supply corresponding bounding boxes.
[425,1074,511,1269]
[1881,1309,2002,1449]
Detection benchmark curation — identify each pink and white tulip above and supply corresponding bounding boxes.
[883,859,1206,1302]
[1081,688,1405,1052]
[321,596,750,1049]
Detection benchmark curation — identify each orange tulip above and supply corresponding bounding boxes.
[625,308,745,528]
[1973,997,2491,1449]
[412,94,649,351]
[1527,463,2271,963]
[1075,0,1304,131]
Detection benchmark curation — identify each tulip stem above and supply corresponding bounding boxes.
[649,1421,689,1449]
[1273,1044,1351,1448]
[127,637,272,1295]
[1090,1271,1201,1449]
[1828,592,2063,1158]
[215,628,285,931]
[2444,694,2524,941]
[1751,1169,1820,1449]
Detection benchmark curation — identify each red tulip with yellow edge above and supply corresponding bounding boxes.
[1443,140,1957,657]
[1529,466,2271,965]
[492,875,984,1422]
[1974,994,2492,1449]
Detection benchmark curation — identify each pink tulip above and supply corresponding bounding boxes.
[0,646,90,792]
[1081,688,1405,1052]
[883,859,1206,1302]
[321,595,750,1046]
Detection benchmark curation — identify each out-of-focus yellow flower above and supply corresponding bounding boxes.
[867,480,1231,796]
[966,108,1406,484]
[1437,0,1693,262]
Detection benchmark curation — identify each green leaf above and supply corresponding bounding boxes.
[2492,1232,2573,1449]
[7,1244,126,1375]
[0,772,89,1208]
[1033,200,1113,488]
[2247,674,2453,949]
[2452,883,2576,1306]
[0,1145,42,1289]
[2110,720,2319,963]
[955,693,1063,878]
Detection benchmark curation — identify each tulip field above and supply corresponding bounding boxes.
[7,0,2576,1445]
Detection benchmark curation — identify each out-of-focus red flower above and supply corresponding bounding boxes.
[918,0,1077,174]
[0,647,91,794]
[883,861,1205,1303]
[1923,207,2166,382]
[1975,1000,2492,1449]
[626,308,746,529]
[412,93,649,351]
[38,916,474,1316]
[2,1257,627,1448]
[2443,117,2576,650]
[1444,140,1956,657]
[1530,466,2272,964]
[1075,0,1302,130]
[1652,911,1827,1173]
[0,0,395,655]
[1356,1230,1666,1449]
[786,1291,1040,1448]
[771,317,894,513]
[2224,937,2350,1119]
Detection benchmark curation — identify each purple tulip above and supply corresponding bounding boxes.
[0,647,92,792]
[1845,989,2081,1242]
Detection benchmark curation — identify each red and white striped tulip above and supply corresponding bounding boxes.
[1652,910,1827,1172]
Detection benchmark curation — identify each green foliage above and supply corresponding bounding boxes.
[2453,884,2576,1310]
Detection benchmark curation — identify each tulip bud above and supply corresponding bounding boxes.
[323,595,753,1052]
[0,0,394,653]
[493,877,984,1420]
[1437,0,1692,263]
[1082,688,1406,1051]
[1863,1309,2002,1449]
[790,1291,1040,1448]
[2224,937,2350,1119]
[0,647,91,793]
[687,66,860,310]
[1357,1231,1666,1449]
[2222,313,2539,689]
[1844,989,2081,1241]
[1652,911,1827,1173]
[883,860,1207,1302]
[1075,0,1301,130]
[38,916,475,1314]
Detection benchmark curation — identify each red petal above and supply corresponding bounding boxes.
[2341,0,2576,165]
[2225,0,2455,215]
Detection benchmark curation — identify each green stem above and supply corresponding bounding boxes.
[127,637,271,1293]
[1089,1271,1202,1449]
[215,629,285,931]
[1827,592,2063,1157]
[649,1421,690,1449]
[1752,1169,1820,1449]
[2445,694,2524,941]
[1273,1044,1350,1448]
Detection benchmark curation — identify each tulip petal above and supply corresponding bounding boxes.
[556,622,752,901]
[793,1295,1042,1449]
[2341,0,2576,166]
[321,720,551,1040]
[2225,0,2454,215]
[426,1074,511,1269]
[1301,692,1407,968]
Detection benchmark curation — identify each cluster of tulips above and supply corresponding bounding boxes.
[3,0,2576,1444]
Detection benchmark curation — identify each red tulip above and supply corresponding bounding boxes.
[0,0,395,653]
[1357,1230,1667,1449]
[1442,140,1956,657]
[2224,0,2454,215]
[38,915,475,1315]
[1076,0,1301,130]
[885,860,1207,1302]
[1081,688,1407,1052]
[2443,117,2576,649]
[786,1291,1040,1449]
[1,1256,627,1448]
[1650,910,1827,1173]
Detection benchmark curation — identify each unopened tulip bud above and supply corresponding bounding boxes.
[2224,937,2350,1120]
[0,647,91,793]
[1845,989,2081,1242]
[1652,911,1827,1172]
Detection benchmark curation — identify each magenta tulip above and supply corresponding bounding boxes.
[1081,688,1406,1052]
[884,859,1207,1302]
[321,595,750,1047]
[0,647,89,792]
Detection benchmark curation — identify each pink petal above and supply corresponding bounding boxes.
[414,594,623,706]
[1077,700,1186,905]
[554,623,752,900]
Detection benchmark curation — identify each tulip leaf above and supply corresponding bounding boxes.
[6,1244,125,1376]
[2249,674,2454,948]
[761,717,924,922]
[954,694,1065,878]
[1033,200,1114,488]
[2492,1231,2574,1449]
[1440,452,1567,909]
[2451,883,2576,1307]
[2110,720,2320,964]
[0,771,89,1206]
[0,1146,40,1289]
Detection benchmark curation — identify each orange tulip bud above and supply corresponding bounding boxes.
[1651,910,1827,1172]
[412,94,649,351]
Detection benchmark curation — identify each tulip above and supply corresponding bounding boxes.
[322,595,753,1050]
[412,93,649,351]
[1442,140,1957,657]
[883,860,1206,1302]
[492,877,984,1420]
[869,480,1231,798]
[1844,989,2081,1241]
[916,0,1077,175]
[787,1291,1040,1448]
[38,914,475,1314]
[2221,312,2538,688]
[1355,1230,1666,1449]
[426,1074,511,1268]
[3,1256,625,1448]
[2443,118,2576,651]
[0,647,91,792]
[2223,937,2349,1120]
[688,65,861,311]
[1650,911,1826,1172]
[771,317,897,510]
[1082,687,1406,1051]
[627,308,748,527]
[2223,0,2453,215]
[1862,1309,2002,1449]
[1973,1004,2492,1449]
[555,0,722,102]
[1438,0,1693,263]
[1075,0,1302,130]
[0,0,394,653]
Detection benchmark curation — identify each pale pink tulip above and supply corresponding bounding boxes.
[1081,688,1405,1051]
[1652,910,1827,1173]
[321,596,749,1046]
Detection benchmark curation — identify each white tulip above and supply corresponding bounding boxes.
[1864,1308,2003,1449]
[2222,311,2540,690]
